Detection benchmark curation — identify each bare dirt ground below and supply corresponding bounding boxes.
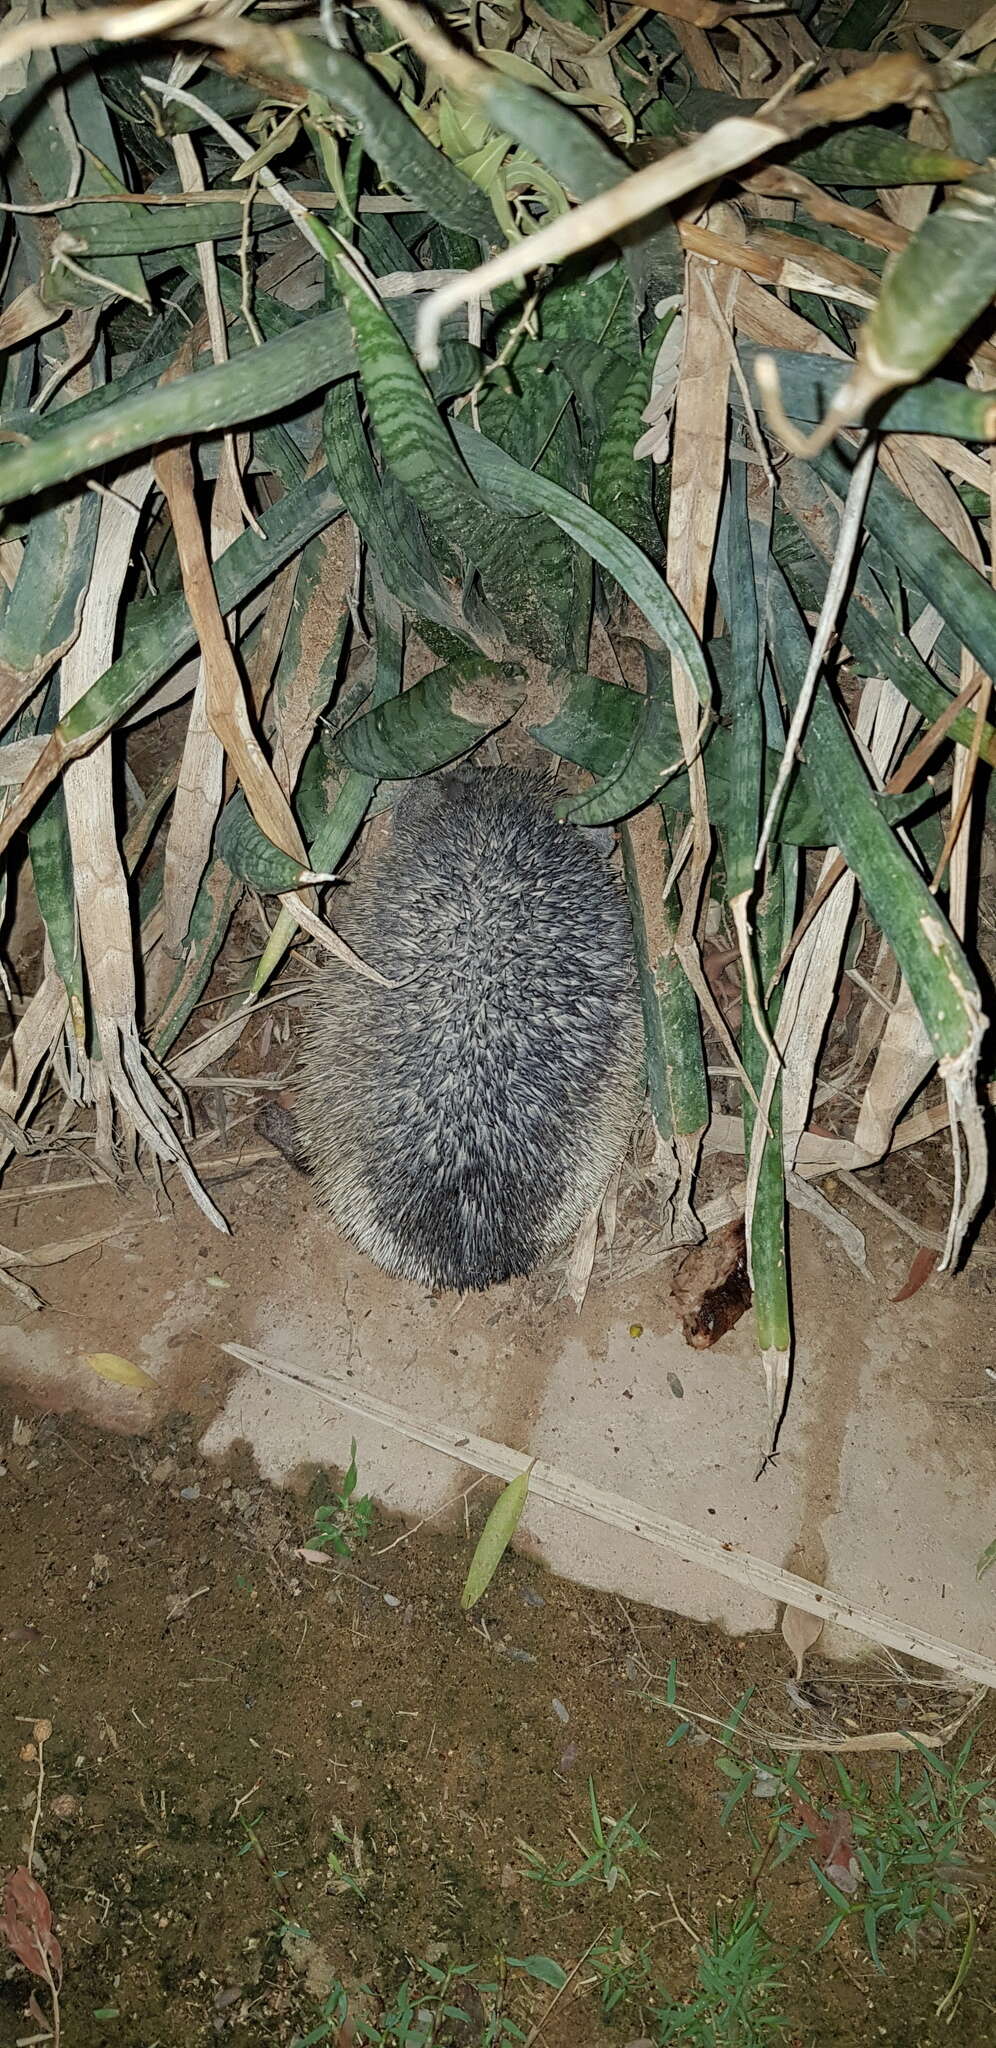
[2,1399,996,2048]
[2,1134,996,2046]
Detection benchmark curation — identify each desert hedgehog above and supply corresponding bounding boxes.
[283,766,644,1291]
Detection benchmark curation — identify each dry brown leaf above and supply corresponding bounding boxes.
[782,1603,825,1679]
[747,166,909,255]
[892,1245,939,1304]
[747,226,878,308]
[667,253,751,1095]
[266,517,354,795]
[631,0,766,21]
[153,439,305,866]
[671,19,730,91]
[0,283,63,354]
[563,1200,600,1312]
[0,1868,62,1983]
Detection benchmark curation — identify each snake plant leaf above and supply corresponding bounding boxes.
[589,315,671,567]
[774,460,996,769]
[646,89,974,185]
[813,440,996,696]
[790,127,975,190]
[737,344,996,443]
[766,559,985,1078]
[451,416,710,823]
[25,680,81,1034]
[828,0,903,49]
[152,859,243,1061]
[323,381,470,643]
[622,804,709,1153]
[717,452,764,907]
[0,312,349,509]
[63,190,288,258]
[799,171,996,439]
[337,660,526,779]
[331,261,563,661]
[940,77,996,165]
[0,288,477,511]
[742,849,791,1395]
[530,669,876,847]
[227,24,496,237]
[860,169,996,389]
[0,494,100,730]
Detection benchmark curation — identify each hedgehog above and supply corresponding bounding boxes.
[266,766,645,1292]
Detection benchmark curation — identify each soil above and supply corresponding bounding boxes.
[2,1403,995,2048]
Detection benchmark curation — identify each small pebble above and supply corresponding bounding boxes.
[551,1698,569,1724]
[180,1485,201,1501]
[383,1593,401,1608]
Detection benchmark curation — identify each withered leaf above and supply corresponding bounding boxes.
[0,1868,62,1981]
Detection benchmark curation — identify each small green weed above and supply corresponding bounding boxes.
[309,1440,373,1558]
[810,1740,992,1971]
[518,1776,657,1893]
[717,1721,996,1977]
[325,1815,367,1900]
[591,1925,656,2019]
[289,1953,561,2045]
[652,1901,791,2048]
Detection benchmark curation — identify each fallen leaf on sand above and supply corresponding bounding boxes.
[83,1352,157,1391]
[891,1245,937,1304]
[782,1604,825,1680]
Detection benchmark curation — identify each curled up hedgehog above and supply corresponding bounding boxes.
[262,766,645,1292]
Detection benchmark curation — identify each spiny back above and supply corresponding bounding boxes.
[295,768,643,1290]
